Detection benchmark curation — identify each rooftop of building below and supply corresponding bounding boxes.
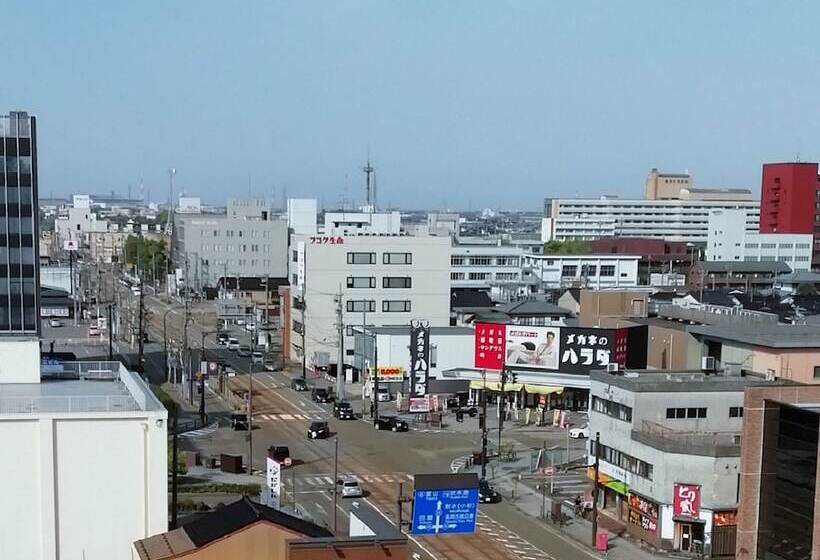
[590,369,783,393]
[495,299,573,317]
[687,323,820,348]
[0,361,164,415]
[527,253,642,259]
[775,271,820,283]
[363,326,475,336]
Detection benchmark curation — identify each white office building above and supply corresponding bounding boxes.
[289,235,451,372]
[524,253,640,291]
[542,198,760,243]
[450,242,526,300]
[0,347,167,560]
[322,211,402,236]
[706,209,812,270]
[287,198,318,236]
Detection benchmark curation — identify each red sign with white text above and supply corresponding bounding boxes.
[673,483,701,518]
[474,323,506,371]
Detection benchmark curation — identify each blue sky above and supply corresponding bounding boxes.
[4,1,820,210]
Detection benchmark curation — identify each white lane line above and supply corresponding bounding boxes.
[363,498,439,560]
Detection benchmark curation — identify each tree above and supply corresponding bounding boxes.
[543,239,591,255]
[797,282,817,296]
[125,235,167,279]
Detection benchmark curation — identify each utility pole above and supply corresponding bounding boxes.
[480,369,488,481]
[373,331,380,423]
[171,403,179,529]
[498,367,507,452]
[335,284,345,400]
[248,329,254,474]
[591,431,601,547]
[301,247,307,379]
[138,284,145,373]
[332,436,339,534]
[199,331,207,424]
[107,304,113,360]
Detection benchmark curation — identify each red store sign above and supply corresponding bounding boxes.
[673,483,701,518]
[474,322,506,371]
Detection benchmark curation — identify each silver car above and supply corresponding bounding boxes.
[337,476,363,498]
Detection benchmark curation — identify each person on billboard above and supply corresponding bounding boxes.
[506,330,558,368]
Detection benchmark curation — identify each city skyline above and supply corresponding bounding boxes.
[5,2,820,209]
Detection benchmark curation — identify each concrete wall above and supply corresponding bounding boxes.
[0,339,41,383]
[646,326,700,370]
[752,347,820,384]
[579,290,648,324]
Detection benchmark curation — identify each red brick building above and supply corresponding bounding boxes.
[759,162,820,266]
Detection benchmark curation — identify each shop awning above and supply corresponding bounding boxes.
[524,385,564,395]
[604,480,629,496]
[469,380,523,392]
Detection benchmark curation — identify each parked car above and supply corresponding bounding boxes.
[49,318,63,327]
[569,423,590,439]
[230,413,248,431]
[307,421,330,439]
[263,358,278,371]
[333,401,354,420]
[479,480,502,504]
[245,323,256,332]
[216,333,229,345]
[236,318,245,326]
[337,476,363,498]
[312,387,332,403]
[269,445,292,466]
[376,387,391,402]
[251,351,264,364]
[88,325,100,336]
[237,346,252,357]
[291,378,309,391]
[227,338,240,351]
[374,415,408,432]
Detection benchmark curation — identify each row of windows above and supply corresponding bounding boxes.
[451,271,520,281]
[198,258,272,268]
[561,264,618,277]
[208,229,275,238]
[745,242,811,250]
[450,256,521,267]
[198,243,273,253]
[591,396,633,423]
[346,276,412,289]
[590,441,653,480]
[347,252,413,265]
[666,407,707,419]
[346,300,412,313]
[0,155,33,174]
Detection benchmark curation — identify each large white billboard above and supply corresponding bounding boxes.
[504,326,560,370]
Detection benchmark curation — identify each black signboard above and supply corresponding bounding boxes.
[410,321,430,397]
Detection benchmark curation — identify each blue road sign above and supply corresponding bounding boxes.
[411,487,479,535]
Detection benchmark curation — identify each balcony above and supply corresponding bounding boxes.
[631,420,741,457]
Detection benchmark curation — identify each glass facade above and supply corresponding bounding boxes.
[0,112,39,334]
[757,403,818,560]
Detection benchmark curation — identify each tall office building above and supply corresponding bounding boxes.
[0,111,39,334]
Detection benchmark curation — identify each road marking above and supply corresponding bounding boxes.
[450,455,471,473]
[363,498,439,560]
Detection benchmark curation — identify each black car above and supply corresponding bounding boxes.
[291,378,309,392]
[216,333,230,345]
[374,415,408,432]
[312,387,332,403]
[333,401,354,420]
[269,445,292,466]
[230,413,248,431]
[479,480,502,504]
[307,421,330,439]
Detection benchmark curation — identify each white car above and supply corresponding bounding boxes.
[49,319,63,327]
[227,338,240,351]
[569,424,590,439]
[337,477,363,498]
[376,387,391,402]
[251,351,264,364]
[245,323,256,332]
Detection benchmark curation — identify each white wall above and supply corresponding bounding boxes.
[0,339,41,383]
[377,331,473,379]
[525,254,640,290]
[287,199,318,236]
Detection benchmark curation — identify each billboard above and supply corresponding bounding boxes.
[412,473,479,535]
[505,326,560,370]
[410,322,430,396]
[264,456,281,509]
[474,322,505,370]
[673,483,701,518]
[474,323,644,374]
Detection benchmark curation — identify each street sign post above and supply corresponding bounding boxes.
[411,473,479,536]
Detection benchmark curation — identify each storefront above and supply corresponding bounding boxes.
[672,483,704,554]
[711,511,737,559]
[626,492,661,548]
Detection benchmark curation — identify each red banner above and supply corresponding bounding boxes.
[474,323,506,371]
[673,483,701,518]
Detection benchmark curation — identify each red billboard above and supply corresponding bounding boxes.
[474,323,506,371]
[673,483,701,518]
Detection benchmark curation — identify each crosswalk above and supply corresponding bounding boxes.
[475,512,556,560]
[292,472,414,489]
[540,468,589,498]
[256,412,326,422]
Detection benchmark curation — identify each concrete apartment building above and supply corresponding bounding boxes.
[589,369,776,557]
[523,253,640,291]
[706,209,812,270]
[288,234,451,373]
[0,357,167,560]
[449,241,525,300]
[172,198,289,288]
[322,211,401,236]
[645,168,754,201]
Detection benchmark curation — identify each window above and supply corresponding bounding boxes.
[469,256,492,266]
[814,366,820,379]
[495,256,520,267]
[383,277,412,288]
[495,272,518,281]
[383,252,412,265]
[346,300,375,312]
[561,265,577,277]
[347,276,375,289]
[600,265,615,277]
[345,326,356,336]
[581,264,597,277]
[760,243,776,249]
[469,272,490,280]
[451,256,465,266]
[779,243,793,249]
[346,349,355,356]
[592,396,633,423]
[590,441,653,480]
[383,300,411,312]
[451,272,465,280]
[347,252,376,265]
[666,407,707,419]
[729,406,744,418]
